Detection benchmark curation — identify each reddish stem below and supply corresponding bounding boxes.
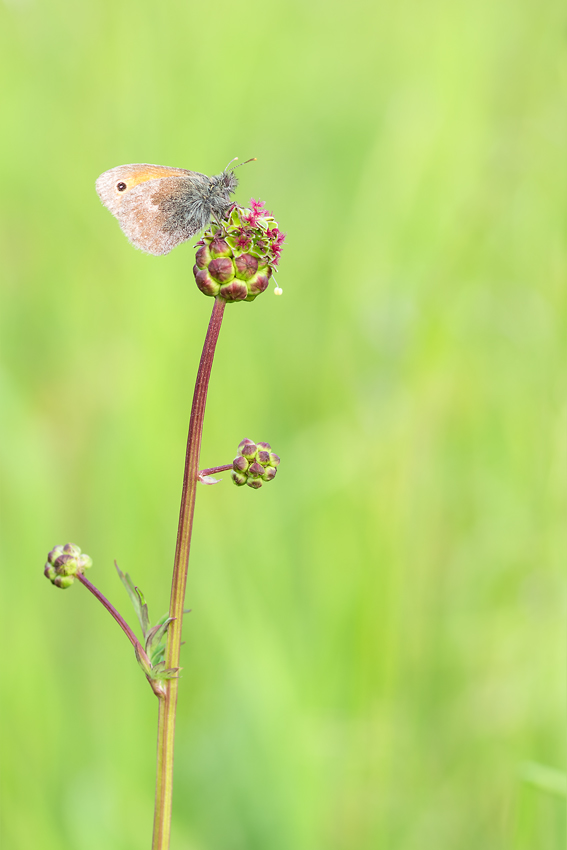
[77,572,164,699]
[78,572,140,650]
[199,464,233,476]
[152,296,226,850]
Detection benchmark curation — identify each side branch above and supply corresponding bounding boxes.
[77,573,165,699]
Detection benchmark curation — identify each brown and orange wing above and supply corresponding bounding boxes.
[95,163,207,255]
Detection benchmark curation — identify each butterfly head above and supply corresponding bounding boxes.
[209,168,239,198]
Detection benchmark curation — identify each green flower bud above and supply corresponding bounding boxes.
[209,237,232,258]
[231,439,280,489]
[195,244,211,267]
[44,543,92,589]
[219,279,248,301]
[208,257,235,283]
[233,455,249,473]
[238,439,257,460]
[193,201,285,303]
[234,253,258,280]
[247,478,263,489]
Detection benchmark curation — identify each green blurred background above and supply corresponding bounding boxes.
[0,0,565,847]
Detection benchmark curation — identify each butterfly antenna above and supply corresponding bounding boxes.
[225,157,257,172]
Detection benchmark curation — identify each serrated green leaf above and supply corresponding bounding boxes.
[151,645,166,666]
[145,623,161,648]
[145,617,174,656]
[150,663,180,681]
[116,565,141,620]
[154,612,171,627]
[135,587,150,636]
[151,639,167,658]
[115,562,137,606]
[115,562,150,638]
[160,668,181,680]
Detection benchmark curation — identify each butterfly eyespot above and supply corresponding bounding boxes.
[116,182,127,192]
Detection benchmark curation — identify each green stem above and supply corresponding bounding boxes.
[152,296,226,850]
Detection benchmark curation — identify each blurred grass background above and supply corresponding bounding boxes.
[0,0,565,847]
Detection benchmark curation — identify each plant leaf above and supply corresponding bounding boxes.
[145,617,174,657]
[151,644,166,666]
[153,612,171,628]
[115,562,150,638]
[198,474,221,485]
[150,663,181,681]
[135,587,150,636]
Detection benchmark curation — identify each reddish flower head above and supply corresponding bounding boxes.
[193,201,286,302]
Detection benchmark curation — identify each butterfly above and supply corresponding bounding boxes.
[95,162,241,256]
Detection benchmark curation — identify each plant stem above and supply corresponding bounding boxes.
[78,572,141,650]
[199,464,233,476]
[152,296,226,850]
[77,572,165,699]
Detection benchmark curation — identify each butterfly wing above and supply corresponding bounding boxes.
[96,164,210,255]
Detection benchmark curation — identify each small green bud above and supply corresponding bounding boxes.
[209,237,232,258]
[247,271,270,299]
[195,244,211,267]
[247,477,263,489]
[231,439,280,489]
[44,543,92,589]
[208,257,235,283]
[219,279,249,301]
[234,253,258,281]
[193,267,219,297]
[239,439,257,460]
[231,470,248,486]
[233,455,249,473]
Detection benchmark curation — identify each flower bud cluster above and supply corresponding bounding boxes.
[193,200,286,302]
[44,543,92,589]
[232,439,280,489]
